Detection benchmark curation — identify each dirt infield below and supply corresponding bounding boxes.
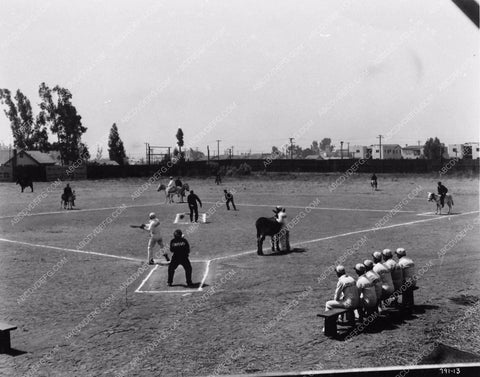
[0,173,479,376]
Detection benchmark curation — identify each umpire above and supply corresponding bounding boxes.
[168,229,193,287]
[187,190,202,222]
[224,189,237,210]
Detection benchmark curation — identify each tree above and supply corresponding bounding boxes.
[0,89,50,151]
[311,140,319,154]
[108,123,127,165]
[95,145,103,162]
[187,148,205,161]
[38,83,88,164]
[320,138,332,151]
[176,128,184,157]
[424,137,443,160]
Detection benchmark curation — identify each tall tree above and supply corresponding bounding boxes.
[319,138,332,151]
[311,140,319,154]
[0,89,50,151]
[38,83,88,164]
[108,123,127,165]
[176,128,184,158]
[424,137,443,160]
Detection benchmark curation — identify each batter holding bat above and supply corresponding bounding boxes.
[133,212,170,265]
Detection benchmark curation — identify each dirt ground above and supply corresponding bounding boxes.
[0,173,479,376]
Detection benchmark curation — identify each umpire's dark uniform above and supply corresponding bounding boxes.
[224,190,237,210]
[168,233,193,286]
[187,190,202,222]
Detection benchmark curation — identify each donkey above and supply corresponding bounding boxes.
[255,208,289,255]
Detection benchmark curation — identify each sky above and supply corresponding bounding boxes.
[0,0,478,159]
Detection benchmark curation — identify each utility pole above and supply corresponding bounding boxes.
[377,135,383,159]
[216,140,221,161]
[231,146,234,159]
[347,142,350,158]
[340,141,344,159]
[289,138,294,160]
[207,145,210,162]
[144,142,149,165]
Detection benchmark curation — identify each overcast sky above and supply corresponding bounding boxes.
[0,0,478,158]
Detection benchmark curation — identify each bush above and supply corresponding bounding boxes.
[237,162,252,175]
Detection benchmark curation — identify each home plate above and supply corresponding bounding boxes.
[174,213,207,224]
[136,261,209,293]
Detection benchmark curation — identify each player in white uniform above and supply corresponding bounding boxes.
[355,264,378,316]
[142,212,170,265]
[382,249,403,306]
[396,248,416,310]
[166,176,175,194]
[372,251,394,300]
[325,265,360,311]
[363,259,383,308]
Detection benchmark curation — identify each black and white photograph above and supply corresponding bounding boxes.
[0,1,479,376]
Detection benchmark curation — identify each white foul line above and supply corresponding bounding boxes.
[0,238,144,262]
[202,201,416,213]
[0,202,161,220]
[198,260,211,291]
[209,210,480,262]
[135,264,158,293]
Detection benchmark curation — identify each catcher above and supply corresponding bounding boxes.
[140,212,170,265]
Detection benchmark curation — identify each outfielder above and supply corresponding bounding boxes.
[141,212,170,265]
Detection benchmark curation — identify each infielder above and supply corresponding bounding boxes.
[141,212,170,265]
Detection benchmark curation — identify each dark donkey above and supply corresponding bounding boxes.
[16,176,33,192]
[255,207,288,255]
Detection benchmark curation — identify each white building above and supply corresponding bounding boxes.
[351,145,370,159]
[448,144,464,159]
[464,142,480,159]
[371,144,402,159]
[401,145,424,159]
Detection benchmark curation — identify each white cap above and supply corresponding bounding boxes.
[372,251,382,260]
[149,212,156,219]
[396,248,406,257]
[355,263,366,274]
[382,249,393,258]
[335,265,345,274]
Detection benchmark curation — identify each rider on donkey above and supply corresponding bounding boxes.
[166,176,175,193]
[63,183,75,208]
[437,181,448,208]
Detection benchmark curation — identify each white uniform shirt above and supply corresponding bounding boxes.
[365,270,383,302]
[398,256,416,286]
[166,179,175,191]
[145,218,161,237]
[373,262,394,292]
[384,259,403,289]
[334,274,360,308]
[356,274,378,308]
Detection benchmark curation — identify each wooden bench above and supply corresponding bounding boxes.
[0,321,17,353]
[317,308,353,337]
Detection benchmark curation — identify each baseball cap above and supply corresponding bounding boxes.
[382,249,393,257]
[363,259,374,269]
[372,251,382,260]
[335,265,345,274]
[149,212,156,219]
[355,263,366,274]
[396,248,406,257]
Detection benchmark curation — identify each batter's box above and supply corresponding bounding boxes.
[135,261,209,294]
[174,213,207,224]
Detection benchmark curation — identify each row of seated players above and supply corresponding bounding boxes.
[325,248,416,321]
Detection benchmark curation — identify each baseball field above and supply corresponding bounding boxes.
[0,173,479,376]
